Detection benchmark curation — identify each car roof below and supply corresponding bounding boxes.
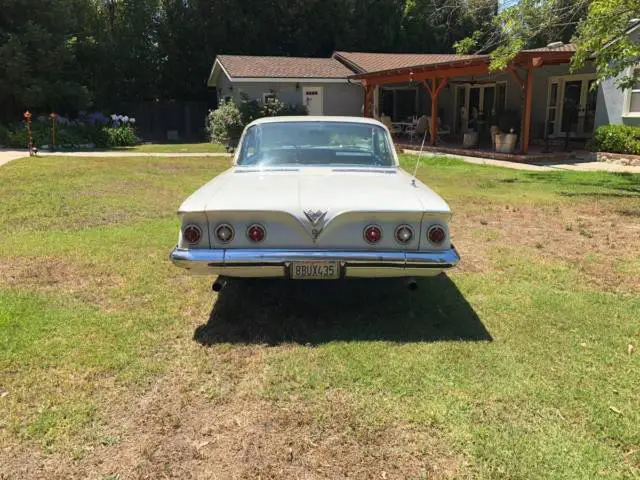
[247,116,385,128]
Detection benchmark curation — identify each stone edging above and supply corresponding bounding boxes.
[596,151,640,166]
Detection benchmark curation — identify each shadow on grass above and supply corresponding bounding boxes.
[194,275,491,346]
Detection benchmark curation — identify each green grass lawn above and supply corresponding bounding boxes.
[120,142,228,153]
[0,154,638,478]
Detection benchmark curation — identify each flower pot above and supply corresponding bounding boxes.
[463,132,478,148]
[495,133,518,153]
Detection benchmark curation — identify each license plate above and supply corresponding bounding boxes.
[291,261,340,280]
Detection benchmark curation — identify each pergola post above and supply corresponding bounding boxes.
[522,68,534,153]
[424,77,448,146]
[363,83,375,117]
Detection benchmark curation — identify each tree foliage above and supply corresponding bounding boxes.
[572,0,640,89]
[456,0,639,86]
[5,0,637,121]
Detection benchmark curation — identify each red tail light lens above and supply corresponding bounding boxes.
[395,225,413,244]
[183,224,202,244]
[215,223,234,243]
[247,224,266,242]
[427,225,446,245]
[364,225,382,244]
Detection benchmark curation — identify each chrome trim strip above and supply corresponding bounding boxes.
[170,247,460,270]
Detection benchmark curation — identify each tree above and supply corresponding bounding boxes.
[572,0,640,89]
[455,0,640,88]
[0,0,96,120]
[399,0,497,53]
[89,0,162,106]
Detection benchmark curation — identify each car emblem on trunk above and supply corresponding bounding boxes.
[304,209,327,241]
[304,209,327,227]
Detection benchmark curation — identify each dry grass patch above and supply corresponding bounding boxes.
[2,352,462,480]
[451,201,640,293]
[0,256,125,309]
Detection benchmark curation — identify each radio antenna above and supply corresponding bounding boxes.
[411,126,430,186]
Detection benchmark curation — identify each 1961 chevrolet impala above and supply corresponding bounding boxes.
[170,116,459,289]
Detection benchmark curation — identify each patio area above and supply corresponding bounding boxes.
[393,132,586,163]
[346,46,597,161]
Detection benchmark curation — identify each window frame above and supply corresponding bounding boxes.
[262,92,277,104]
[622,65,640,118]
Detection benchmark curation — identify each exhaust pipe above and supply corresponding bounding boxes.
[407,278,418,291]
[212,277,227,292]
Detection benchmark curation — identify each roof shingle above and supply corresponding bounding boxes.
[216,55,354,79]
[333,51,487,74]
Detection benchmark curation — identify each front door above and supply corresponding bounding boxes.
[303,87,324,116]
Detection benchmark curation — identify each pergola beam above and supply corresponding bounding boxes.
[353,64,489,87]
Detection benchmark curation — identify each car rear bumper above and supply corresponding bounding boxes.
[169,246,460,278]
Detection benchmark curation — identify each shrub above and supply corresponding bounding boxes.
[588,124,640,155]
[0,119,139,149]
[281,103,308,116]
[206,96,308,147]
[103,126,139,147]
[206,99,244,145]
[238,95,263,125]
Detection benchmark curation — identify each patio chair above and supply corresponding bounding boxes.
[380,115,401,136]
[405,115,428,142]
[426,116,451,141]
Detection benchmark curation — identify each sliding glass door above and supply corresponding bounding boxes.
[546,74,597,138]
[454,83,505,133]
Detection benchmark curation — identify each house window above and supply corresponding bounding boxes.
[263,93,277,104]
[626,68,640,115]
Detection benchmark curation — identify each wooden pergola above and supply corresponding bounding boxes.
[352,49,574,154]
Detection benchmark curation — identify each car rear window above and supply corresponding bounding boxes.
[236,121,395,167]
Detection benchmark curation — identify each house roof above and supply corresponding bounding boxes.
[209,55,354,84]
[333,51,486,74]
[521,43,577,53]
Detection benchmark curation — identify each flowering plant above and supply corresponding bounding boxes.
[109,114,136,127]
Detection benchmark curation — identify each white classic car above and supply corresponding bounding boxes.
[170,116,459,290]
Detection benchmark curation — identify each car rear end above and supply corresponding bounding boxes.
[170,208,459,279]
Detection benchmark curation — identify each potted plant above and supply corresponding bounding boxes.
[495,110,520,153]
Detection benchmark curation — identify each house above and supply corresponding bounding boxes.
[207,55,363,116]
[595,20,640,128]
[208,23,639,154]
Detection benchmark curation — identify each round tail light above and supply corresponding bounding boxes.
[364,225,382,244]
[247,224,266,243]
[427,225,446,245]
[183,224,202,244]
[395,225,413,244]
[215,223,234,243]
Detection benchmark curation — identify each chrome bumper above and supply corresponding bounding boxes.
[169,246,460,278]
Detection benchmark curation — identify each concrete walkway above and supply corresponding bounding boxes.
[0,149,232,167]
[405,150,640,174]
[36,151,232,158]
[0,150,28,167]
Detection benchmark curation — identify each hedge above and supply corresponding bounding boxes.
[588,124,640,155]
